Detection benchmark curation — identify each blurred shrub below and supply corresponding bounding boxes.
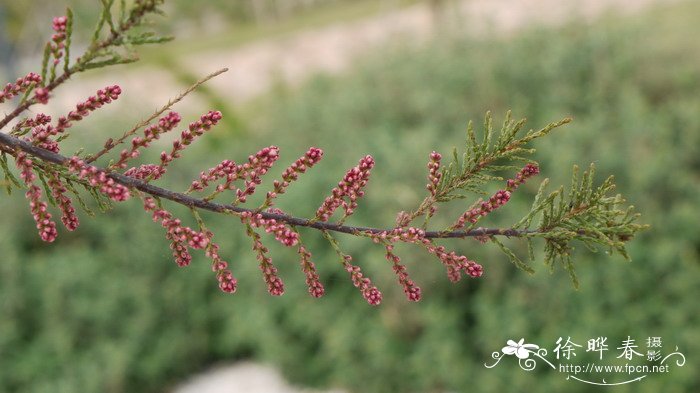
[1,1,699,392]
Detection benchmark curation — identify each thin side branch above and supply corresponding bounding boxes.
[85,67,229,163]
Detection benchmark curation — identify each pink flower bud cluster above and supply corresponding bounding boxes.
[341,254,382,306]
[202,232,237,294]
[189,159,241,192]
[29,85,122,153]
[51,16,68,65]
[298,245,325,298]
[385,245,421,302]
[241,210,298,247]
[264,147,323,206]
[68,85,122,122]
[247,228,285,296]
[15,152,57,242]
[506,163,540,191]
[426,151,442,196]
[34,88,50,104]
[47,173,79,231]
[14,113,52,132]
[68,156,130,201]
[316,155,374,221]
[453,190,511,229]
[160,110,222,169]
[116,111,182,168]
[0,72,42,103]
[395,210,411,227]
[124,164,165,180]
[143,198,208,267]
[453,163,539,229]
[370,227,426,244]
[189,146,280,203]
[421,240,483,282]
[235,146,280,203]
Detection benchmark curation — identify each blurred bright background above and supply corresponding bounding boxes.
[0,0,699,392]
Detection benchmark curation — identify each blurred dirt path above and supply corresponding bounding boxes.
[53,0,681,116]
[189,0,681,105]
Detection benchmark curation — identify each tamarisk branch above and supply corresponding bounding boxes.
[0,131,529,238]
[0,0,647,304]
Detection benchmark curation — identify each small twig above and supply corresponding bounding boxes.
[85,67,229,164]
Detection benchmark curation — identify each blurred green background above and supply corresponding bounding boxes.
[0,0,699,392]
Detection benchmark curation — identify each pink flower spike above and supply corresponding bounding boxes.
[245,224,285,296]
[50,15,68,65]
[203,231,238,294]
[341,254,382,306]
[15,152,57,242]
[143,198,209,267]
[452,163,539,230]
[507,163,540,191]
[263,147,323,207]
[124,164,165,180]
[47,173,79,231]
[33,88,50,104]
[189,159,243,193]
[298,245,325,298]
[315,155,374,222]
[385,245,421,302]
[115,111,181,169]
[28,85,123,154]
[217,269,238,294]
[68,156,130,201]
[0,72,42,103]
[421,239,482,282]
[234,146,280,203]
[426,151,442,197]
[159,110,223,171]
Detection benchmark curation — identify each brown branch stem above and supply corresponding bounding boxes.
[0,131,542,239]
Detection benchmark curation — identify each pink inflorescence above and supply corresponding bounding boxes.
[50,16,68,65]
[189,159,241,192]
[453,190,511,229]
[235,146,280,203]
[342,254,382,306]
[189,146,280,203]
[15,152,57,242]
[385,245,421,302]
[124,164,165,180]
[422,239,483,282]
[143,197,208,267]
[29,85,122,153]
[68,156,130,201]
[159,110,222,170]
[426,151,442,217]
[316,155,374,221]
[247,228,285,296]
[507,163,540,191]
[33,88,50,104]
[0,72,42,103]
[426,151,442,197]
[47,173,79,231]
[298,245,325,298]
[203,231,237,294]
[116,111,181,168]
[453,163,540,230]
[241,210,298,247]
[264,147,323,206]
[370,227,426,244]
